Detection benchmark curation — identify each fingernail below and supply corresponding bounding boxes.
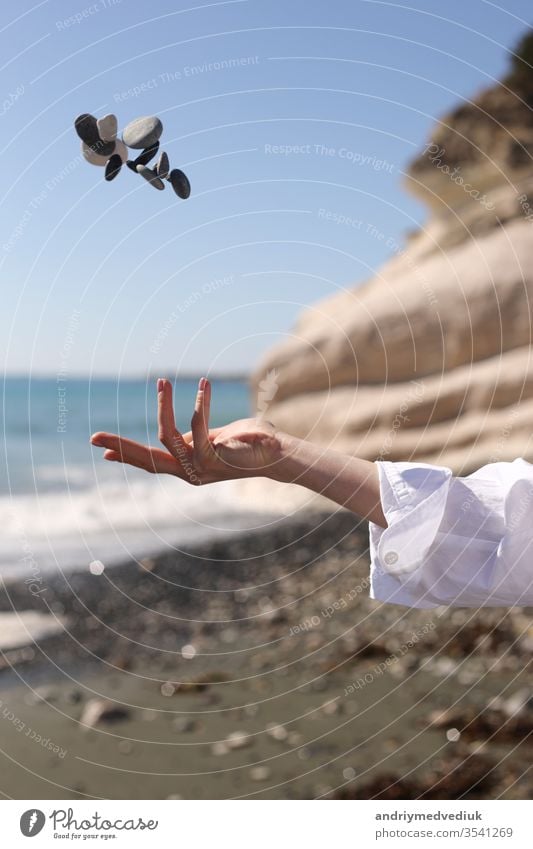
[199,377,207,390]
[90,434,102,446]
[157,378,163,393]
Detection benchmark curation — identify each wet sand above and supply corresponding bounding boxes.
[0,511,532,800]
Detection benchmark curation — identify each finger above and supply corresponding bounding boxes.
[181,426,223,444]
[157,379,192,463]
[103,446,180,475]
[92,433,184,476]
[191,377,212,457]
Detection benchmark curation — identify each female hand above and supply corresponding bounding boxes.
[90,378,284,485]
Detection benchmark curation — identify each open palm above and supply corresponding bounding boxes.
[91,378,281,484]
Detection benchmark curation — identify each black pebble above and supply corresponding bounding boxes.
[75,113,115,157]
[105,154,123,181]
[134,142,159,167]
[74,113,99,145]
[168,169,191,199]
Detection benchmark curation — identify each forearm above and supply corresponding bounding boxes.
[269,433,387,527]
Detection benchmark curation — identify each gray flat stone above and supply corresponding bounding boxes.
[81,141,108,166]
[136,164,165,190]
[114,139,129,162]
[97,113,117,142]
[156,151,169,179]
[123,116,163,149]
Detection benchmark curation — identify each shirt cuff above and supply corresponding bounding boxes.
[369,460,453,608]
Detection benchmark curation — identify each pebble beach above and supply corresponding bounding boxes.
[1,510,532,800]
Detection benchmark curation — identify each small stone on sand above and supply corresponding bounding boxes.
[250,766,271,781]
[80,698,130,729]
[226,730,252,749]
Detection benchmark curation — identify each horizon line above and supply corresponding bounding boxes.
[3,371,251,382]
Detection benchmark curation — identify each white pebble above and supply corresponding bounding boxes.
[89,560,105,575]
[250,766,271,781]
[266,723,288,741]
[181,644,196,660]
[226,731,252,749]
[446,727,461,742]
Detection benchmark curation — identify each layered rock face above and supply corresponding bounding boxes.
[251,34,533,474]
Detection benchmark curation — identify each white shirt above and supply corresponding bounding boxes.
[369,458,533,608]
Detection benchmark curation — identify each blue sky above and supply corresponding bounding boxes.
[1,0,531,377]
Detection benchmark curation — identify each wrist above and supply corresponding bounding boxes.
[266,431,314,484]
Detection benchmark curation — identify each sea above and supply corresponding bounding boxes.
[1,377,283,580]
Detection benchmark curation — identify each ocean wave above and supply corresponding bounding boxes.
[0,474,284,577]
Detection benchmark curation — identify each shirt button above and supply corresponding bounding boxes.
[384,550,399,566]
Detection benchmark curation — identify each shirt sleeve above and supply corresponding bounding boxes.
[369,458,533,608]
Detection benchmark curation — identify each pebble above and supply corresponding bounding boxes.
[322,700,341,716]
[156,151,169,179]
[221,628,238,644]
[160,682,176,697]
[97,113,117,142]
[81,141,109,167]
[132,142,159,167]
[123,115,163,149]
[502,689,533,718]
[74,113,100,146]
[226,730,252,750]
[114,139,129,162]
[211,741,230,756]
[80,698,130,729]
[250,766,271,782]
[266,723,288,742]
[167,168,191,199]
[136,164,165,190]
